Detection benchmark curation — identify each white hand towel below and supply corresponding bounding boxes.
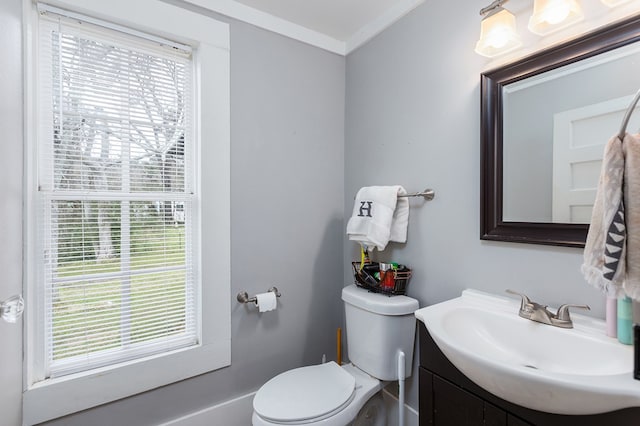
[582,135,626,297]
[346,186,409,251]
[622,133,640,300]
[390,188,409,243]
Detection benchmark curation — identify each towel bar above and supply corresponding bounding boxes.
[237,287,281,305]
[397,188,435,200]
[352,188,435,201]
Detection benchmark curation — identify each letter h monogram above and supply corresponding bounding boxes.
[358,201,373,217]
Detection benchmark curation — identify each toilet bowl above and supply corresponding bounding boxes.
[252,362,382,426]
[252,285,419,426]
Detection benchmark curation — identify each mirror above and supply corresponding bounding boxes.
[480,14,640,248]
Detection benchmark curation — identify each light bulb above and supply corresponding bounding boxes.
[528,0,584,35]
[542,0,571,24]
[486,27,512,49]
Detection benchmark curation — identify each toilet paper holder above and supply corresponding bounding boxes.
[237,287,281,306]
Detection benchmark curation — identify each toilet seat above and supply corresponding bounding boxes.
[253,362,356,424]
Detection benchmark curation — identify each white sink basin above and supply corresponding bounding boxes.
[415,289,639,415]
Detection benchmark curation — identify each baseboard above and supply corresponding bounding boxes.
[382,388,419,426]
[159,387,418,426]
[159,391,256,426]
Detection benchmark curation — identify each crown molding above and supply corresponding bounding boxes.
[345,0,424,54]
[182,0,425,56]
[183,0,346,55]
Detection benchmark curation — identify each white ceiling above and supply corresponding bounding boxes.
[184,0,425,55]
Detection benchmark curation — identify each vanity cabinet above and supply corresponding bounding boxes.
[419,368,528,426]
[418,322,640,426]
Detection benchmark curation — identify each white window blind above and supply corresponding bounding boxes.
[37,10,197,377]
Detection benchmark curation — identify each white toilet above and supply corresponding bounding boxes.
[252,284,419,425]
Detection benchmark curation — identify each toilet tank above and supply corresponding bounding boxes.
[341,285,419,381]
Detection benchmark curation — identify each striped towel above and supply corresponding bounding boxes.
[582,134,626,297]
[622,133,640,300]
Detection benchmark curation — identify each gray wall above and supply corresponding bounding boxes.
[0,0,25,425]
[344,0,609,411]
[1,0,345,424]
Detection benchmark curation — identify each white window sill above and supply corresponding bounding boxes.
[23,341,230,425]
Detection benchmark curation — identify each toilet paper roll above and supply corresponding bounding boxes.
[256,291,277,313]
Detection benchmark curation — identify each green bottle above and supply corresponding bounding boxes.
[618,297,633,345]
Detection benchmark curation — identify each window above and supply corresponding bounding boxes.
[38,6,196,378]
[24,1,230,424]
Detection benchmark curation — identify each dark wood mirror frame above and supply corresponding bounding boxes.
[480,14,640,248]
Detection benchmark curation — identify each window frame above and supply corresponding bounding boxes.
[39,10,198,377]
[23,1,231,424]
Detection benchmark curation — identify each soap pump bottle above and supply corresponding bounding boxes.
[618,297,633,345]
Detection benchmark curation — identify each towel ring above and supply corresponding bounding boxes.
[619,87,640,140]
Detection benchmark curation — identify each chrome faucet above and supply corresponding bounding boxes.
[505,289,590,329]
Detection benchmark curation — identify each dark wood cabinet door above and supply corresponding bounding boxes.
[485,402,508,426]
[433,375,484,425]
[507,414,533,426]
[420,367,508,426]
[419,368,434,426]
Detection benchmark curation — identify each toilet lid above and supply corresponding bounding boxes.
[253,362,356,423]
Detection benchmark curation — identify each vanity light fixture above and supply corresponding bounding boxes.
[475,0,589,57]
[475,0,522,58]
[601,0,632,7]
[528,0,584,35]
